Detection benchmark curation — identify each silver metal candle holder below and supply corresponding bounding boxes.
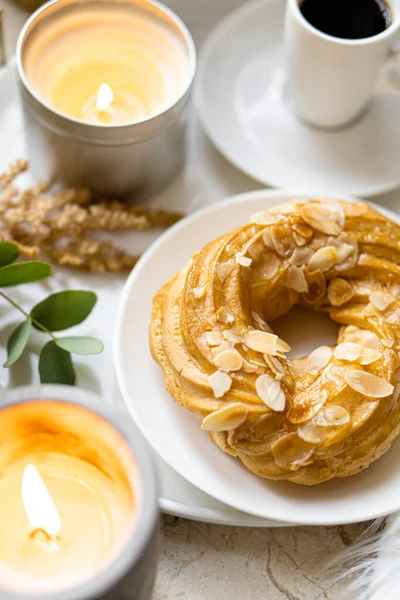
[16,0,196,198]
[0,385,158,600]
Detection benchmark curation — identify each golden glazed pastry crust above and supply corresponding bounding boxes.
[150,199,400,485]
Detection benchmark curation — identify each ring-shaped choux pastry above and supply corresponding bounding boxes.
[150,199,400,485]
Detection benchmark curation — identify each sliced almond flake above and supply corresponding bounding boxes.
[255,256,280,280]
[344,370,394,398]
[369,291,396,312]
[250,211,281,225]
[308,246,338,273]
[309,346,332,370]
[292,222,313,239]
[289,247,314,266]
[248,242,264,261]
[271,433,314,467]
[262,228,274,249]
[277,338,291,353]
[222,330,241,344]
[290,358,310,376]
[327,278,354,307]
[256,374,286,411]
[193,286,205,299]
[315,405,350,426]
[297,423,327,444]
[286,265,308,293]
[207,371,233,398]
[201,402,248,431]
[335,243,353,264]
[214,349,243,372]
[270,225,294,257]
[334,342,361,362]
[264,354,285,380]
[210,341,233,358]
[359,348,381,365]
[300,202,345,236]
[344,327,381,350]
[385,308,400,324]
[293,231,308,247]
[236,255,252,267]
[205,331,222,346]
[363,303,377,317]
[244,330,278,355]
[242,359,259,373]
[217,306,235,324]
[269,202,300,215]
[217,261,234,283]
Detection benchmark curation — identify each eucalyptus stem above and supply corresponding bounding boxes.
[0,290,57,341]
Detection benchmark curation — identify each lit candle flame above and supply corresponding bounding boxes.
[96,83,114,112]
[22,465,61,537]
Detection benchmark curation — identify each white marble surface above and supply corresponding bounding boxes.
[0,0,387,597]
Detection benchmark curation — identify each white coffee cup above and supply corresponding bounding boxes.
[285,0,400,128]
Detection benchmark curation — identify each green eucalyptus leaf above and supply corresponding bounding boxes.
[0,261,51,287]
[0,242,19,267]
[3,319,32,367]
[31,291,97,332]
[56,336,104,355]
[39,341,75,385]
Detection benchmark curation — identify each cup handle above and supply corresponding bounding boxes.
[378,47,400,93]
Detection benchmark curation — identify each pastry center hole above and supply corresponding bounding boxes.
[272,305,340,358]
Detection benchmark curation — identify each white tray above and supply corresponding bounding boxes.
[0,60,281,527]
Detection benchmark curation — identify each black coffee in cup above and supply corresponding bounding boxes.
[300,0,392,40]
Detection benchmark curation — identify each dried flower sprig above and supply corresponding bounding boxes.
[0,160,182,273]
[0,240,103,385]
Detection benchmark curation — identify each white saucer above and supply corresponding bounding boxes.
[115,188,400,526]
[196,0,400,198]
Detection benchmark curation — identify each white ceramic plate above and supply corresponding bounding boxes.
[115,189,400,526]
[0,59,282,527]
[196,0,400,197]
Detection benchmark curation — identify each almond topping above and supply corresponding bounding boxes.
[286,265,308,293]
[277,338,291,353]
[201,402,248,431]
[217,261,234,283]
[387,309,400,324]
[244,330,278,355]
[214,349,243,372]
[309,346,332,370]
[256,374,286,411]
[205,331,222,346]
[335,243,353,264]
[293,231,309,247]
[222,330,241,344]
[315,405,350,426]
[308,246,338,273]
[334,342,361,362]
[359,348,381,365]
[217,306,235,324]
[344,327,381,350]
[344,370,394,398]
[289,247,314,266]
[327,278,354,306]
[236,255,252,267]
[207,371,233,398]
[297,423,327,444]
[251,211,281,225]
[264,354,285,380]
[292,222,314,239]
[300,202,345,235]
[271,433,314,467]
[262,228,274,249]
[242,359,259,374]
[269,202,299,215]
[369,291,396,312]
[193,286,205,299]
